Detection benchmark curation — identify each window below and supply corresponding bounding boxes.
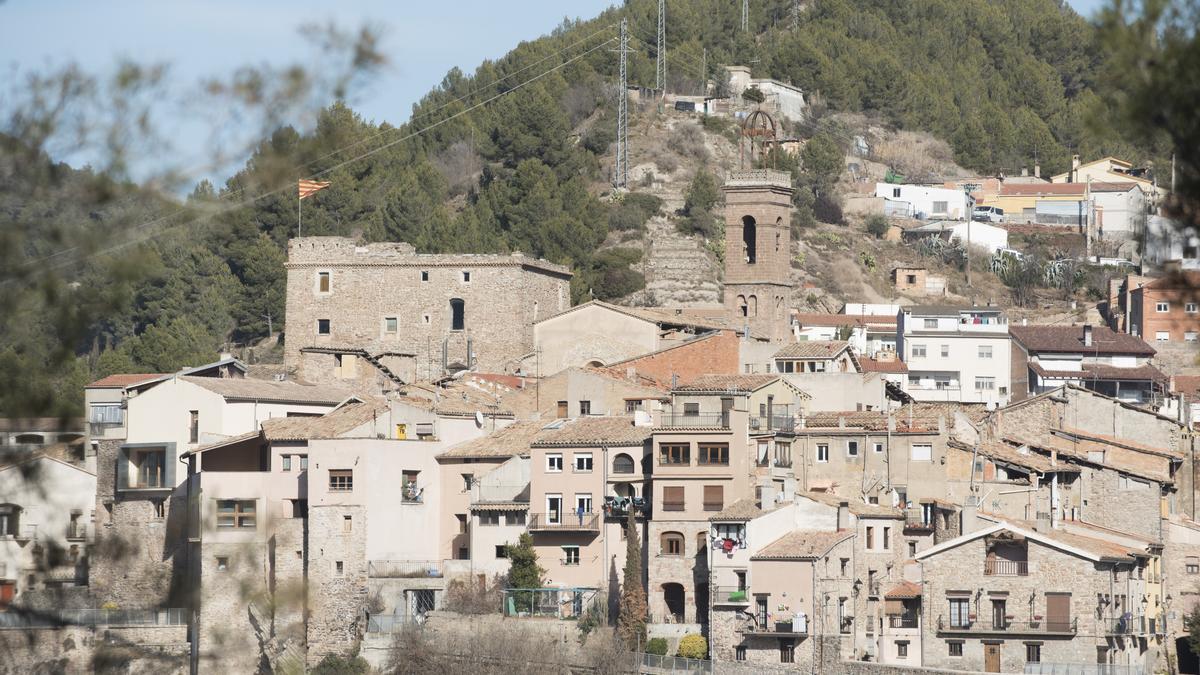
[506,512,525,526]
[335,561,344,576]
[659,443,690,465]
[612,453,635,474]
[698,443,729,465]
[317,271,330,293]
[948,642,963,657]
[317,318,331,335]
[847,441,859,457]
[873,442,884,454]
[941,344,950,358]
[923,318,938,329]
[216,556,229,571]
[457,546,468,560]
[816,444,829,463]
[282,455,292,472]
[703,485,724,512]
[556,401,568,418]
[866,526,874,549]
[893,187,901,198]
[574,453,593,472]
[1187,332,1199,343]
[661,531,684,556]
[495,545,508,559]
[735,646,746,661]
[479,512,500,526]
[343,515,353,533]
[683,402,700,416]
[420,270,429,282]
[948,597,970,627]
[932,200,948,214]
[1156,331,1170,342]
[774,442,792,468]
[1187,558,1199,574]
[896,642,908,659]
[1026,643,1041,663]
[188,410,199,444]
[882,527,891,549]
[978,345,993,358]
[456,514,467,534]
[911,344,926,358]
[579,400,591,415]
[546,494,563,523]
[625,400,642,413]
[124,446,168,489]
[662,487,685,512]
[299,455,308,471]
[1157,302,1170,312]
[329,470,353,491]
[780,639,795,663]
[0,505,20,538]
[840,558,850,576]
[911,444,932,461]
[384,317,398,333]
[1188,303,1199,313]
[450,298,465,330]
[216,500,256,529]
[461,271,471,282]
[546,454,563,472]
[975,377,996,391]
[575,493,593,515]
[908,541,918,557]
[89,404,123,425]
[461,473,474,491]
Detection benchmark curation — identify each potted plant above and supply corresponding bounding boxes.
[1031,614,1042,627]
[774,604,793,632]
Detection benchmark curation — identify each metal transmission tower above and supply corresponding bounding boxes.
[656,0,666,93]
[742,0,749,31]
[614,19,630,190]
[792,0,801,28]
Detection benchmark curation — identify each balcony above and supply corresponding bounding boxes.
[368,560,442,578]
[983,559,1029,576]
[903,510,935,532]
[750,416,795,433]
[658,413,729,429]
[603,496,649,519]
[888,615,919,629]
[937,616,1077,637]
[741,620,809,638]
[528,512,600,533]
[88,421,123,436]
[65,523,87,541]
[712,586,751,606]
[1108,615,1163,636]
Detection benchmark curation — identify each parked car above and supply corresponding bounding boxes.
[973,205,1004,222]
[996,247,1024,259]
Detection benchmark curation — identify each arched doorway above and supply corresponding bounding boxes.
[662,583,685,622]
[742,216,757,264]
[1179,636,1199,675]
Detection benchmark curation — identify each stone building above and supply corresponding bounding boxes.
[722,170,795,343]
[284,237,572,385]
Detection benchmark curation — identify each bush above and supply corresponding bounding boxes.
[608,192,663,232]
[582,125,615,155]
[865,214,889,238]
[652,151,679,173]
[741,86,765,104]
[702,115,731,135]
[311,654,370,675]
[667,122,709,161]
[813,192,844,225]
[646,638,669,656]
[676,634,708,659]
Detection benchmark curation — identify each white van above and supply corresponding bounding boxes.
[973,205,1004,222]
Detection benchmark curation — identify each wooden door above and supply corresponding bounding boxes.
[984,643,1001,673]
[0,582,13,610]
[1046,593,1071,632]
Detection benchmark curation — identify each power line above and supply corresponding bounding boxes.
[12,35,620,282]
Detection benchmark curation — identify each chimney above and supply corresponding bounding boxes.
[1083,324,1093,347]
[1021,167,1029,177]
[961,497,979,534]
[759,479,777,510]
[837,501,850,531]
[1034,164,1041,178]
[1071,155,1081,182]
[1035,511,1052,532]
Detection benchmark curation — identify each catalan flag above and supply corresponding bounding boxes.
[298,179,331,200]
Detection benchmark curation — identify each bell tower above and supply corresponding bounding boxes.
[723,169,795,342]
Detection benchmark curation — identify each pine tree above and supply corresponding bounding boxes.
[616,509,647,648]
[506,532,544,589]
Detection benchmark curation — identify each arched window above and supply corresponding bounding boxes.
[737,295,748,318]
[450,298,465,331]
[612,453,635,474]
[742,216,757,264]
[661,531,684,556]
[0,504,21,537]
[585,360,605,368]
[748,295,758,317]
[776,296,784,319]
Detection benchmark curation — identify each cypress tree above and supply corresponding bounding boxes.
[616,509,647,647]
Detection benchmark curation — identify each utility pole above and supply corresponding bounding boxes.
[742,0,749,31]
[701,47,707,95]
[614,19,630,190]
[792,0,801,28]
[1084,176,1093,259]
[656,0,666,94]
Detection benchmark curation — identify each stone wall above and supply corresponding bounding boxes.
[604,331,741,387]
[306,504,368,665]
[90,440,189,609]
[0,625,188,675]
[646,519,707,624]
[284,237,571,381]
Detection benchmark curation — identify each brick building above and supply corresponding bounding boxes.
[284,237,571,384]
[1009,324,1164,405]
[1124,272,1200,343]
[722,170,795,343]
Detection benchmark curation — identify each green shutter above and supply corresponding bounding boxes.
[163,443,177,489]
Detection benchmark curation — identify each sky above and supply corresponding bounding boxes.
[0,0,1109,187]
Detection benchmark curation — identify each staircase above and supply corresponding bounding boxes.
[362,352,406,386]
[642,206,722,307]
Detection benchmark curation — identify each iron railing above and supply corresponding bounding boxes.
[984,559,1029,576]
[750,416,796,433]
[937,615,1076,635]
[639,652,713,673]
[658,413,729,428]
[0,608,187,629]
[888,615,919,629]
[368,560,442,578]
[528,512,600,532]
[366,614,414,633]
[712,586,751,604]
[903,509,934,531]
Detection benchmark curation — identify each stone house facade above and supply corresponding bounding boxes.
[284,237,571,383]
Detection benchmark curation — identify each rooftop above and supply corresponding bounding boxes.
[436,421,548,459]
[798,490,904,518]
[530,416,651,448]
[792,312,896,328]
[773,340,851,360]
[181,375,351,405]
[287,236,571,277]
[674,374,781,393]
[1010,324,1155,356]
[998,181,1141,197]
[1027,362,1166,383]
[752,529,853,560]
[87,373,169,388]
[709,498,777,521]
[261,400,392,441]
[885,581,922,599]
[906,304,1002,317]
[860,356,908,374]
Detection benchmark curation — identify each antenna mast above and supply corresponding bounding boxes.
[742,0,749,31]
[614,19,630,190]
[656,0,666,94]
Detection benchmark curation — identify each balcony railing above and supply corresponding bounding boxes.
[741,620,809,637]
[750,416,796,433]
[937,616,1077,636]
[903,510,935,531]
[658,413,729,429]
[528,512,600,532]
[888,616,919,629]
[1108,615,1163,636]
[89,421,123,436]
[0,608,187,629]
[66,523,87,541]
[984,559,1029,576]
[712,586,751,605]
[368,560,442,578]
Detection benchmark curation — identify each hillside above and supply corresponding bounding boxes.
[3,0,1153,414]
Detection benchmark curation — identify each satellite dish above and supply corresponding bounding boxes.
[475,411,485,426]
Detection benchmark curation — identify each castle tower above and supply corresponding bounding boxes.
[722,169,795,342]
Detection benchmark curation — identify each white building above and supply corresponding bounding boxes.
[722,65,806,122]
[1144,215,1200,271]
[903,220,1008,255]
[897,305,1011,406]
[875,184,974,221]
[0,449,95,608]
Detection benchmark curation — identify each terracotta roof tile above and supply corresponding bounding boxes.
[1028,362,1166,382]
[182,376,351,405]
[675,374,781,392]
[261,400,392,441]
[437,421,548,459]
[792,313,896,328]
[860,356,908,373]
[531,416,651,448]
[798,490,904,518]
[773,340,850,359]
[710,498,775,521]
[885,581,921,599]
[1010,325,1155,356]
[752,529,853,560]
[87,373,169,388]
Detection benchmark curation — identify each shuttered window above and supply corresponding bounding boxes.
[703,485,724,511]
[663,486,685,511]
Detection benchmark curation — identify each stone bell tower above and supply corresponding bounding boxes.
[722,169,795,343]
